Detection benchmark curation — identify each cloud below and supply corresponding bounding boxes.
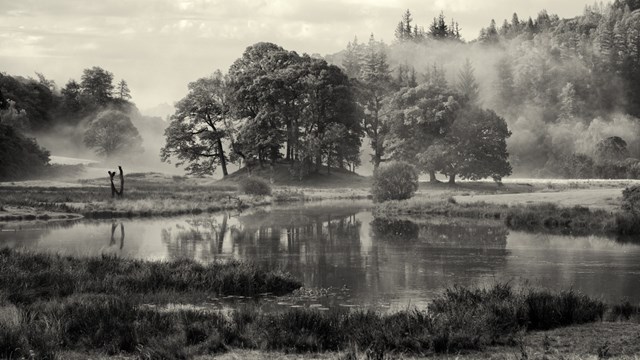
[0,0,595,108]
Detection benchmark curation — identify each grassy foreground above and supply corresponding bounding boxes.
[1,254,628,360]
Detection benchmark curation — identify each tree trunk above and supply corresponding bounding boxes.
[118,166,124,198]
[429,170,437,183]
[315,153,322,173]
[448,173,456,185]
[216,138,228,176]
[108,171,117,198]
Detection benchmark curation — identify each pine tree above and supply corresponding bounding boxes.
[343,37,362,78]
[559,82,578,119]
[456,59,479,104]
[429,12,449,39]
[402,9,413,40]
[116,79,131,100]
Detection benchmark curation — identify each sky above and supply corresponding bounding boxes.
[0,0,597,113]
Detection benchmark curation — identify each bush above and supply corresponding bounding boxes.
[622,185,640,216]
[371,162,418,203]
[239,177,272,196]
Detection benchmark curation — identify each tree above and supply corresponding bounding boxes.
[61,80,82,113]
[456,59,480,104]
[298,58,363,173]
[84,109,142,158]
[595,136,630,163]
[80,66,114,105]
[495,56,516,110]
[480,19,500,44]
[115,79,131,100]
[559,82,578,119]
[435,107,512,184]
[0,123,50,180]
[358,35,392,169]
[429,12,449,39]
[228,42,302,165]
[161,71,231,176]
[342,37,363,78]
[385,83,461,182]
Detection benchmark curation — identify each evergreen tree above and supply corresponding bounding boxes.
[116,79,131,100]
[456,59,479,104]
[429,12,449,39]
[342,37,362,78]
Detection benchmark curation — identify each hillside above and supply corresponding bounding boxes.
[220,162,370,188]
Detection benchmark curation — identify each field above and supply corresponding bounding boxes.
[2,170,640,359]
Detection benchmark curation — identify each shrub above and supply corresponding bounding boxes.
[371,162,418,203]
[239,177,272,196]
[622,185,640,216]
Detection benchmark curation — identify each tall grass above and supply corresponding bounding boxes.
[0,283,612,358]
[0,249,301,305]
[375,199,640,236]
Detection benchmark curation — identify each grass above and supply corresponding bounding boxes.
[375,198,640,236]
[0,249,301,305]
[0,283,612,359]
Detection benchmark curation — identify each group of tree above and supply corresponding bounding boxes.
[395,9,462,42]
[340,33,512,183]
[162,39,512,184]
[0,67,143,179]
[162,42,363,178]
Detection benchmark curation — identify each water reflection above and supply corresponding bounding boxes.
[2,201,640,306]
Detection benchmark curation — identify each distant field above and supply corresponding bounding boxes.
[455,187,624,211]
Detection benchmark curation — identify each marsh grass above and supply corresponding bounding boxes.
[375,199,640,236]
[0,249,301,305]
[0,282,612,359]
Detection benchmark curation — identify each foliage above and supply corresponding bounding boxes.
[0,282,610,358]
[239,177,272,196]
[230,43,363,173]
[0,248,301,305]
[371,161,418,202]
[622,185,640,216]
[80,66,115,106]
[385,82,460,180]
[84,109,143,158]
[351,35,393,169]
[595,136,630,163]
[434,107,512,183]
[161,71,232,176]
[0,124,50,180]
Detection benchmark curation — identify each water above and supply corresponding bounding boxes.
[2,200,640,308]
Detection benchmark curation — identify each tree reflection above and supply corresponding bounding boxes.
[109,222,125,250]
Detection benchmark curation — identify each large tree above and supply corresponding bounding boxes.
[228,42,302,165]
[432,107,512,184]
[357,35,393,170]
[84,110,142,158]
[385,82,460,181]
[80,66,115,106]
[161,71,231,176]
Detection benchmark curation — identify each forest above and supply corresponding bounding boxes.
[3,0,640,181]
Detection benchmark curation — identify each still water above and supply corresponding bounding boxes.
[2,200,640,308]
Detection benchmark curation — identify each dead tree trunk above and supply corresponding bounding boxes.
[108,166,125,198]
[108,171,118,198]
[118,166,124,198]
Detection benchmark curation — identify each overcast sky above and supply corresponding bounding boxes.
[0,0,596,112]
